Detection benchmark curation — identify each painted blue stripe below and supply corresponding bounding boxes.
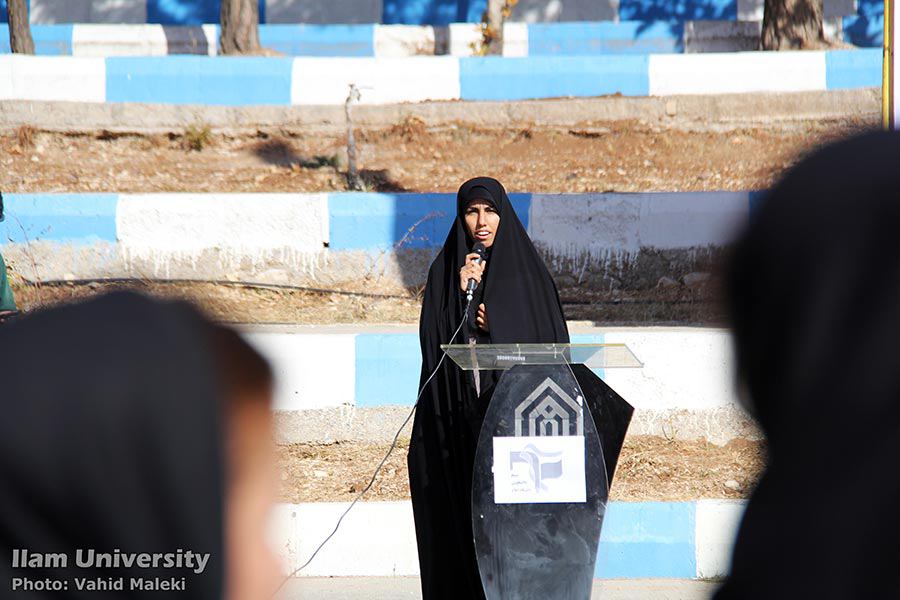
[328,193,532,251]
[0,24,73,55]
[858,0,884,19]
[0,0,27,24]
[382,0,486,25]
[619,0,737,21]
[825,48,882,90]
[460,56,650,101]
[355,332,607,408]
[259,24,374,56]
[147,0,266,25]
[842,15,883,47]
[528,21,683,55]
[0,194,118,245]
[355,333,421,408]
[105,56,293,105]
[572,333,606,381]
[597,501,697,578]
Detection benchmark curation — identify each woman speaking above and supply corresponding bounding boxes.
[407,177,569,600]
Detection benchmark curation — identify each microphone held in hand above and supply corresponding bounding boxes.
[465,242,487,303]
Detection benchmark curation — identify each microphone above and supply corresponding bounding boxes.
[465,242,487,303]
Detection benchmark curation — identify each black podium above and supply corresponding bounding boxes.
[441,343,640,600]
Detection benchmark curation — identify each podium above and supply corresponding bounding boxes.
[442,343,641,600]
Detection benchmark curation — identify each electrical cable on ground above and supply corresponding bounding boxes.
[275,299,471,593]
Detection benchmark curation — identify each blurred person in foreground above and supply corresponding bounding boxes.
[716,131,900,599]
[0,193,18,323]
[0,291,281,599]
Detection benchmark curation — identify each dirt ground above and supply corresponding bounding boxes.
[0,117,869,194]
[277,436,765,503]
[8,279,725,325]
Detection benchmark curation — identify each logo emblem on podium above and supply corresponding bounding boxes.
[513,377,584,437]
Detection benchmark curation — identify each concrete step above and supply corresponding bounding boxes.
[271,499,743,580]
[237,325,759,445]
[277,577,721,599]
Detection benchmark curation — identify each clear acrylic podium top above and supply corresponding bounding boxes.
[440,343,642,371]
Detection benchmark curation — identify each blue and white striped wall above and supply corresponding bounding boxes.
[0,191,752,297]
[0,24,413,57]
[0,191,753,252]
[272,499,745,579]
[0,22,746,57]
[0,21,880,57]
[243,327,738,415]
[0,49,882,105]
[0,194,756,442]
[0,0,861,28]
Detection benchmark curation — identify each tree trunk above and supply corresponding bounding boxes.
[220,0,261,55]
[6,0,35,55]
[485,0,504,55]
[761,0,824,50]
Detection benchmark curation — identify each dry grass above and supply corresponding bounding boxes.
[276,436,766,503]
[15,124,35,150]
[9,280,422,324]
[0,119,870,194]
[183,122,213,152]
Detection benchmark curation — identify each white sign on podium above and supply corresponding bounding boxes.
[492,436,587,504]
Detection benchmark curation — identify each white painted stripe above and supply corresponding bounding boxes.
[202,24,219,56]
[117,193,328,253]
[649,52,827,96]
[243,333,356,410]
[695,499,746,579]
[0,56,105,103]
[272,500,742,578]
[736,0,765,21]
[683,21,761,54]
[740,0,855,20]
[116,193,328,279]
[528,192,749,256]
[374,25,435,57]
[502,22,529,57]
[291,56,461,105]
[603,329,740,411]
[30,0,148,25]
[639,192,749,247]
[271,502,420,577]
[72,24,168,57]
[448,22,482,57]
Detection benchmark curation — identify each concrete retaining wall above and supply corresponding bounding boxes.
[0,191,751,290]
[1,192,761,445]
[0,89,881,136]
[0,21,772,56]
[272,499,746,578]
[244,325,758,446]
[0,189,759,441]
[0,0,858,28]
[0,49,882,105]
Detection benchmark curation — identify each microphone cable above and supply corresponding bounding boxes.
[276,297,472,591]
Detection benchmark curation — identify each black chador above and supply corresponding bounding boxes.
[407,177,569,600]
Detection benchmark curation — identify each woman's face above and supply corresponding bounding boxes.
[464,201,500,248]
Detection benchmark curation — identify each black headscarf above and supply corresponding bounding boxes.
[716,132,900,599]
[408,177,569,600]
[0,292,227,599]
[424,176,569,349]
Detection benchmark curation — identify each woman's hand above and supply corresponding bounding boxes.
[476,303,489,331]
[459,253,486,293]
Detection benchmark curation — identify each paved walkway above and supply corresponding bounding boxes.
[279,578,720,599]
